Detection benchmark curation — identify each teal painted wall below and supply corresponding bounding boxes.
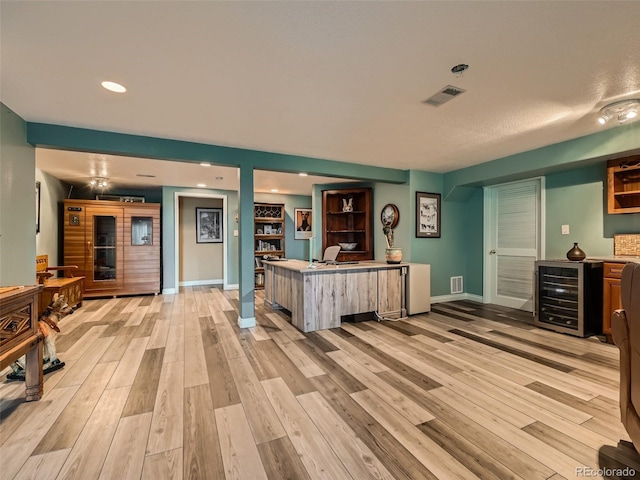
[162,187,312,291]
[372,182,412,261]
[407,170,471,297]
[464,188,485,296]
[1,104,35,286]
[162,187,239,290]
[35,169,68,264]
[23,119,640,306]
[255,193,312,261]
[444,121,640,200]
[546,163,640,259]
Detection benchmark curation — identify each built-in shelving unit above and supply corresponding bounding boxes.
[608,155,640,214]
[254,202,285,289]
[322,187,373,261]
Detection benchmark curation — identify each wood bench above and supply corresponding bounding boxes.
[36,255,85,316]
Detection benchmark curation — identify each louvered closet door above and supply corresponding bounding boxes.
[485,179,543,311]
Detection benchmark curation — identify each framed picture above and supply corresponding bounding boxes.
[196,207,223,243]
[36,181,41,234]
[264,225,273,234]
[416,192,441,238]
[294,208,312,239]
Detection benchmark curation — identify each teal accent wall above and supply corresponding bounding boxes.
[162,186,239,291]
[27,123,408,184]
[1,104,35,286]
[546,164,640,259]
[464,188,485,296]
[35,169,68,264]
[22,118,640,307]
[254,193,312,261]
[406,170,478,297]
[372,182,412,260]
[444,122,640,200]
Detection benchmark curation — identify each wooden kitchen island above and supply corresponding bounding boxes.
[262,259,407,332]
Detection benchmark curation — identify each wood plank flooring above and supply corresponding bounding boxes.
[1,290,638,479]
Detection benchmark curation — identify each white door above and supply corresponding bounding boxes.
[484,178,544,311]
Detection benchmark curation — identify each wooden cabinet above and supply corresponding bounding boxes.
[254,203,285,289]
[64,200,160,297]
[608,156,640,214]
[603,261,624,342]
[322,188,373,262]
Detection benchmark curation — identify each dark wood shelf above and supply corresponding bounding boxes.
[326,210,367,215]
[322,188,373,262]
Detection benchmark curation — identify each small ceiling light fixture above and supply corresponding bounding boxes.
[197,183,206,188]
[271,189,279,193]
[101,81,127,93]
[451,63,469,77]
[200,162,211,167]
[299,172,308,177]
[598,99,640,125]
[90,177,108,188]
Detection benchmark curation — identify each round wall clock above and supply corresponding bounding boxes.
[380,203,399,229]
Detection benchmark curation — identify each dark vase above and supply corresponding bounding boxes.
[566,242,586,261]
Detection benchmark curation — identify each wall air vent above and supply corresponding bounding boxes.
[450,276,463,294]
[423,85,466,107]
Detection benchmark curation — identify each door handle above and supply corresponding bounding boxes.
[489,249,496,255]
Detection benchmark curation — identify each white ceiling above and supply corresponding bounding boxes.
[3,1,640,193]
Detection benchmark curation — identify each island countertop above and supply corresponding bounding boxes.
[261,259,407,273]
[262,259,407,332]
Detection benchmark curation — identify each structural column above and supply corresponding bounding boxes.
[237,165,256,327]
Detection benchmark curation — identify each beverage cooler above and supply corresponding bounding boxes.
[534,260,603,337]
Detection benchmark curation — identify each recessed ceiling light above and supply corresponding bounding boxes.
[271,189,279,193]
[299,173,308,177]
[200,162,211,167]
[197,183,206,188]
[101,81,127,93]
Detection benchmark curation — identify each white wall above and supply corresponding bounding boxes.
[179,196,224,283]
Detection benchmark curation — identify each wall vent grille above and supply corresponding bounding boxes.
[450,276,464,294]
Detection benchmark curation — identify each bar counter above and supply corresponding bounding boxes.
[262,259,406,332]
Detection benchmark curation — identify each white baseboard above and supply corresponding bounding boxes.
[237,316,256,328]
[179,279,223,287]
[162,288,177,295]
[225,283,239,290]
[431,293,484,304]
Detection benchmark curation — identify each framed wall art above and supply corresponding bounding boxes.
[294,208,312,239]
[416,192,441,238]
[196,207,223,243]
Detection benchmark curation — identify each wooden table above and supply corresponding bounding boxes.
[263,260,407,332]
[0,285,43,401]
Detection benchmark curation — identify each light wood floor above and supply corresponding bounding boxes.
[1,287,638,480]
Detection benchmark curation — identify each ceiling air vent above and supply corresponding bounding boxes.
[423,85,466,107]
